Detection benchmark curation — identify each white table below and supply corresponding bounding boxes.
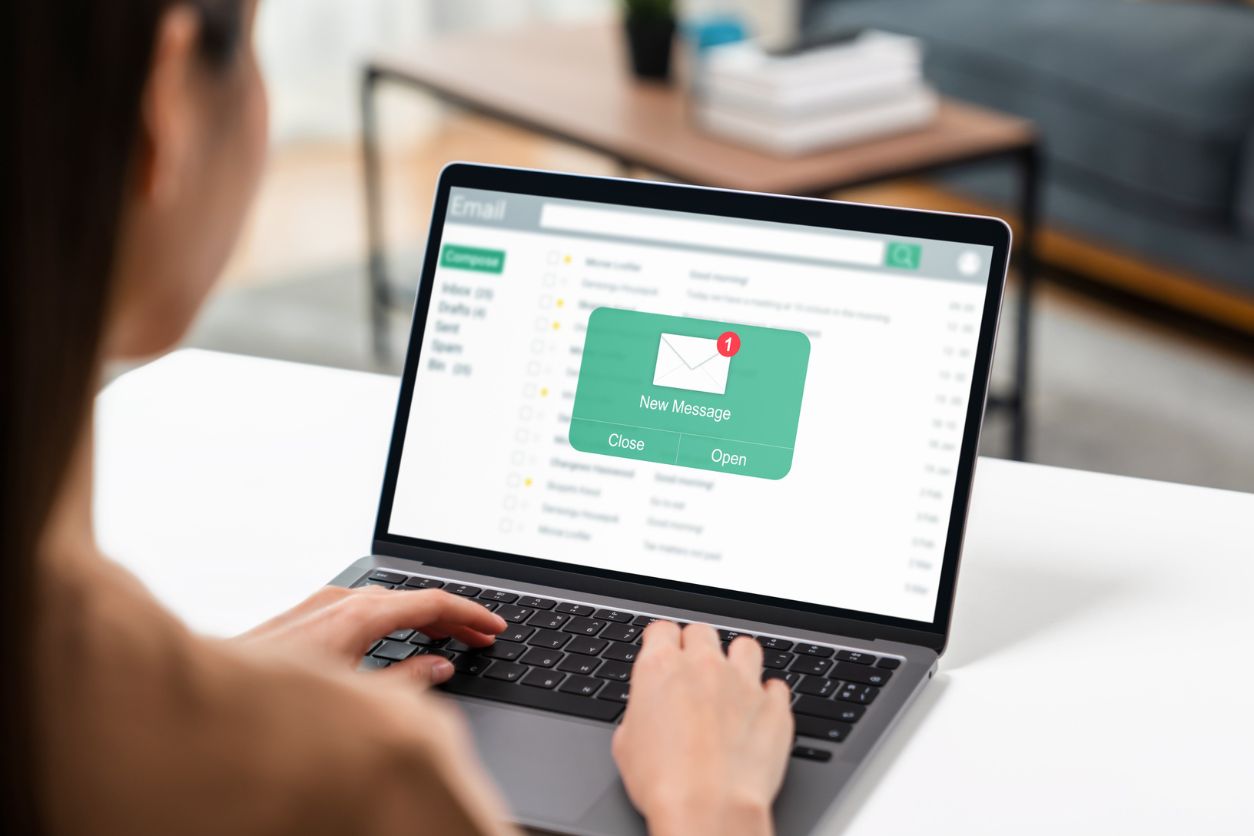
[96,349,1254,835]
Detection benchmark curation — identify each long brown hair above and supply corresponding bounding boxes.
[1,2,243,830]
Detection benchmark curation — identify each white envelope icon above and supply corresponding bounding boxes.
[652,333,730,395]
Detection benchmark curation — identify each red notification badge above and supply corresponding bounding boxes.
[717,331,741,357]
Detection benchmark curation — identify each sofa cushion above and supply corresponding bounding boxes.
[803,0,1254,228]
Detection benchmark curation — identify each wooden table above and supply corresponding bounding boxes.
[360,23,1040,459]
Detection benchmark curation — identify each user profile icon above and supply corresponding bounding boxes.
[957,251,982,276]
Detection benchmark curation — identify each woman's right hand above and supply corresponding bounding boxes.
[611,622,794,836]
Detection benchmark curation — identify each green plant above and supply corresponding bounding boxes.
[622,0,673,22]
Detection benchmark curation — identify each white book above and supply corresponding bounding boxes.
[701,63,923,115]
[702,31,924,93]
[696,87,940,156]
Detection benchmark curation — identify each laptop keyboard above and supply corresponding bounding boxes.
[357,569,903,760]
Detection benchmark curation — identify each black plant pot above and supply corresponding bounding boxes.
[623,16,675,83]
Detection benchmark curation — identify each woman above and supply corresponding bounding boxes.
[1,2,795,834]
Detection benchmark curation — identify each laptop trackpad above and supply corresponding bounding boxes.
[458,699,620,824]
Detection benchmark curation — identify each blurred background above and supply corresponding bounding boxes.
[186,0,1254,492]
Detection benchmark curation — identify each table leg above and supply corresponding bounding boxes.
[1010,145,1041,462]
[361,67,391,364]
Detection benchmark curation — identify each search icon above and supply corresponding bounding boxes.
[884,242,921,270]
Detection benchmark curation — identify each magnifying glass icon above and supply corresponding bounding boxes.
[885,242,921,270]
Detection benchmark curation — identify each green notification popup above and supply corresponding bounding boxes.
[570,308,810,479]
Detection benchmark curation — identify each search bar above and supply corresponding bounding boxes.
[539,203,885,267]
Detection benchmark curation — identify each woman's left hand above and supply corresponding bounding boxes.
[237,585,507,686]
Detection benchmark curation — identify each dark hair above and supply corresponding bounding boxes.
[0,2,243,831]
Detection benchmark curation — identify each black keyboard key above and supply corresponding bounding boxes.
[836,650,875,665]
[718,629,755,643]
[597,683,630,703]
[603,642,639,663]
[600,623,642,643]
[454,654,492,676]
[594,608,633,623]
[795,675,837,698]
[372,640,417,662]
[558,655,601,676]
[789,656,833,676]
[369,570,407,584]
[762,670,800,688]
[563,617,607,636]
[758,636,794,651]
[555,602,594,616]
[528,629,571,650]
[447,583,482,597]
[474,601,499,612]
[876,657,902,670]
[520,648,564,668]
[441,673,623,721]
[795,715,851,742]
[403,576,444,589]
[363,580,395,589]
[558,675,603,697]
[794,695,865,723]
[518,596,555,610]
[494,604,534,624]
[479,589,518,604]
[796,643,834,658]
[407,632,440,647]
[484,642,525,661]
[762,650,793,670]
[386,628,415,641]
[632,614,661,627]
[499,625,535,643]
[834,662,892,686]
[445,640,473,653]
[791,745,832,762]
[565,636,608,656]
[520,668,565,690]
[424,648,456,662]
[483,662,526,683]
[358,656,390,671]
[837,684,880,705]
[595,660,633,682]
[527,611,570,630]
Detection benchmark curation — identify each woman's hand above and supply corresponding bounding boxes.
[612,622,794,836]
[237,585,506,686]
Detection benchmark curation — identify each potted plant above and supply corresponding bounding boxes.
[622,0,675,82]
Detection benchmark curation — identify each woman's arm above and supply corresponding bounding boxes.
[611,622,794,836]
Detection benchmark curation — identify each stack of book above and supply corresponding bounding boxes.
[695,31,938,155]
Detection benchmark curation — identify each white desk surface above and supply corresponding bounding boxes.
[96,349,1254,835]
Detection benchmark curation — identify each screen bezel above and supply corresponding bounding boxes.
[372,163,1010,654]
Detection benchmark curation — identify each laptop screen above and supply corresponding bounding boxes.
[386,185,996,624]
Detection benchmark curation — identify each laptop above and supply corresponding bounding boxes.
[331,163,1010,835]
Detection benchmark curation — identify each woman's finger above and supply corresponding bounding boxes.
[341,589,506,650]
[377,653,456,687]
[636,620,681,662]
[423,623,499,647]
[679,622,721,655]
[726,634,763,679]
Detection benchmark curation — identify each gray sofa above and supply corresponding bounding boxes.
[802,0,1254,300]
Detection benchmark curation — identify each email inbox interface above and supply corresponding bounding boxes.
[391,191,990,622]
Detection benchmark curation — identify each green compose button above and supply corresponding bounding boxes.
[441,243,505,274]
[568,419,679,464]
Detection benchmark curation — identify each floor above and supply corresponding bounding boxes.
[184,116,1254,493]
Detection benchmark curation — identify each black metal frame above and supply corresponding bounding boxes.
[360,62,1040,460]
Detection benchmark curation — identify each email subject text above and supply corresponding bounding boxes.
[639,394,732,424]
